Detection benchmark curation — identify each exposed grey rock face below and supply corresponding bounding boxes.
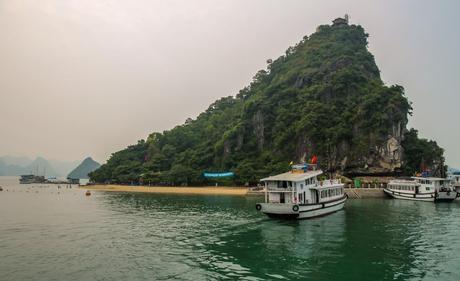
[252,111,264,150]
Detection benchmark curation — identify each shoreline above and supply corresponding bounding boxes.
[82,185,386,198]
[82,185,250,196]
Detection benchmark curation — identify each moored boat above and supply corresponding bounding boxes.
[384,179,434,202]
[255,164,346,219]
[384,176,457,202]
[450,173,460,195]
[19,174,46,184]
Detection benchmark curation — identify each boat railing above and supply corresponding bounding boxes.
[266,186,294,192]
[318,179,342,187]
[389,179,419,185]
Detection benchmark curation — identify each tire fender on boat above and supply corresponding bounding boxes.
[255,204,262,211]
[292,205,299,212]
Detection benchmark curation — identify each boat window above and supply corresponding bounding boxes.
[426,187,430,191]
[300,184,303,189]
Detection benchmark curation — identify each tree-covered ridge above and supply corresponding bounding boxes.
[401,129,446,176]
[90,21,443,185]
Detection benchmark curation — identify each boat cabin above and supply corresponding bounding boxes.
[450,174,460,193]
[412,177,450,192]
[387,179,422,194]
[450,174,460,185]
[260,164,344,205]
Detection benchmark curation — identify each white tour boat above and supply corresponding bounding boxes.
[384,179,434,202]
[255,164,347,219]
[449,173,460,195]
[384,176,457,202]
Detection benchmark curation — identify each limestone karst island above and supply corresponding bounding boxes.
[90,16,444,189]
[1,3,460,281]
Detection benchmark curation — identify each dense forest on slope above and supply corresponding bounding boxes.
[90,20,444,185]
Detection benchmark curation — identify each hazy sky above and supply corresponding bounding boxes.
[1,0,459,167]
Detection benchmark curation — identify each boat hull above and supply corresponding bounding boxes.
[435,191,457,202]
[454,184,460,194]
[257,196,347,220]
[383,188,435,202]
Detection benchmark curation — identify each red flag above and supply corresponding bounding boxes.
[310,155,318,164]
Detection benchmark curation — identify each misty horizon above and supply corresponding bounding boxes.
[1,0,459,167]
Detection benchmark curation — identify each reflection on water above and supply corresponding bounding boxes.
[1,176,460,281]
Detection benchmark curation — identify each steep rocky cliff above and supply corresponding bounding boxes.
[90,19,444,185]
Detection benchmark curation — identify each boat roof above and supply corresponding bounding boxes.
[261,170,323,182]
[412,176,446,181]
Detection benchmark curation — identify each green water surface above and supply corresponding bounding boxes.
[1,176,459,281]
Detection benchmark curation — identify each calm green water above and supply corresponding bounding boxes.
[1,176,460,281]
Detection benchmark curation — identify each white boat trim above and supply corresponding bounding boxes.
[383,188,434,202]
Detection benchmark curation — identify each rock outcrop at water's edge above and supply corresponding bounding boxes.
[90,17,445,185]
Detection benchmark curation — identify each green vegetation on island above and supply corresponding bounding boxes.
[90,19,445,185]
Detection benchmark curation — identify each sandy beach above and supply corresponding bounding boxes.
[82,185,249,196]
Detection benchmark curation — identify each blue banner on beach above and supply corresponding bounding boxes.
[203,172,234,178]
